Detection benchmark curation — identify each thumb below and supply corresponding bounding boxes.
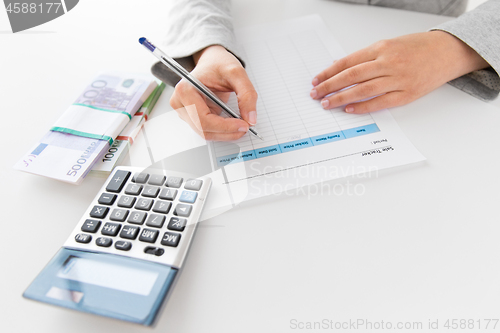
[230,70,258,125]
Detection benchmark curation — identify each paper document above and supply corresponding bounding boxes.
[208,15,425,200]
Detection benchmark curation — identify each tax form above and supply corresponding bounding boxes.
[207,15,425,201]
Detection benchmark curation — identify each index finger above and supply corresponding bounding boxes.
[312,46,377,86]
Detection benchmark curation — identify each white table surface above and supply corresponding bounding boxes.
[2,1,500,332]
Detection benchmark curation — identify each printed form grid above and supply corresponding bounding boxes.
[213,31,378,165]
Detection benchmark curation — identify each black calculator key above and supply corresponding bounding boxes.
[135,198,153,211]
[166,177,183,188]
[101,222,121,236]
[159,188,177,201]
[120,225,140,240]
[90,205,109,219]
[167,217,186,232]
[161,232,181,247]
[184,179,203,191]
[115,241,132,251]
[132,172,149,184]
[148,174,166,186]
[96,237,112,247]
[125,183,143,195]
[128,211,147,225]
[146,214,165,228]
[75,233,92,243]
[117,195,136,208]
[174,204,192,217]
[139,228,159,243]
[142,186,160,198]
[144,246,164,256]
[109,208,129,222]
[152,200,171,214]
[98,193,117,205]
[105,170,131,193]
[81,219,101,233]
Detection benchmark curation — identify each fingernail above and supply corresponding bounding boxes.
[310,89,317,98]
[345,106,354,113]
[321,99,330,109]
[312,78,319,86]
[248,111,257,125]
[238,127,248,132]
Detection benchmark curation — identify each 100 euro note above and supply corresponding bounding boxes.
[14,72,157,184]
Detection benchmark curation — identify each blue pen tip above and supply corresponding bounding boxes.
[139,37,146,45]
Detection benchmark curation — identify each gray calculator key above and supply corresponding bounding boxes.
[101,222,121,236]
[139,228,159,243]
[120,225,140,240]
[132,172,149,184]
[90,205,109,219]
[117,195,136,208]
[98,193,117,205]
[148,174,166,186]
[184,179,203,191]
[115,241,132,251]
[146,214,166,228]
[161,232,181,247]
[135,198,153,211]
[96,237,112,247]
[75,233,92,243]
[81,219,101,233]
[167,217,186,232]
[109,209,129,222]
[127,211,147,225]
[142,185,160,198]
[166,177,183,188]
[174,204,192,217]
[159,188,177,201]
[152,200,171,214]
[105,170,131,193]
[125,183,143,195]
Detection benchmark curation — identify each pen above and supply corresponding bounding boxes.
[139,37,264,141]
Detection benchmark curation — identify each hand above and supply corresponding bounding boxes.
[170,45,258,140]
[310,31,489,113]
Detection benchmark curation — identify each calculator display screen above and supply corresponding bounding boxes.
[57,256,159,296]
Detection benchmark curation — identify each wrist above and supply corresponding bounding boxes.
[193,45,228,64]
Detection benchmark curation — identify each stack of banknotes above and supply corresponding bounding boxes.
[14,73,158,185]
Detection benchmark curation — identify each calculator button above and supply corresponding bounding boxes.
[105,170,131,193]
[115,241,132,251]
[98,193,117,205]
[120,225,140,240]
[152,200,171,214]
[109,209,129,222]
[117,195,136,208]
[144,246,164,256]
[161,232,181,247]
[101,222,121,236]
[148,174,166,186]
[146,214,166,228]
[142,186,160,198]
[167,217,186,232]
[159,188,177,201]
[132,172,149,184]
[135,198,153,211]
[184,179,203,191]
[81,219,101,233]
[96,237,112,247]
[90,205,109,219]
[166,177,183,188]
[75,233,92,244]
[127,211,147,225]
[174,204,192,217]
[139,228,159,243]
[125,183,143,195]
[179,191,197,204]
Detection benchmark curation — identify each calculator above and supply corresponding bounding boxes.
[23,166,212,326]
